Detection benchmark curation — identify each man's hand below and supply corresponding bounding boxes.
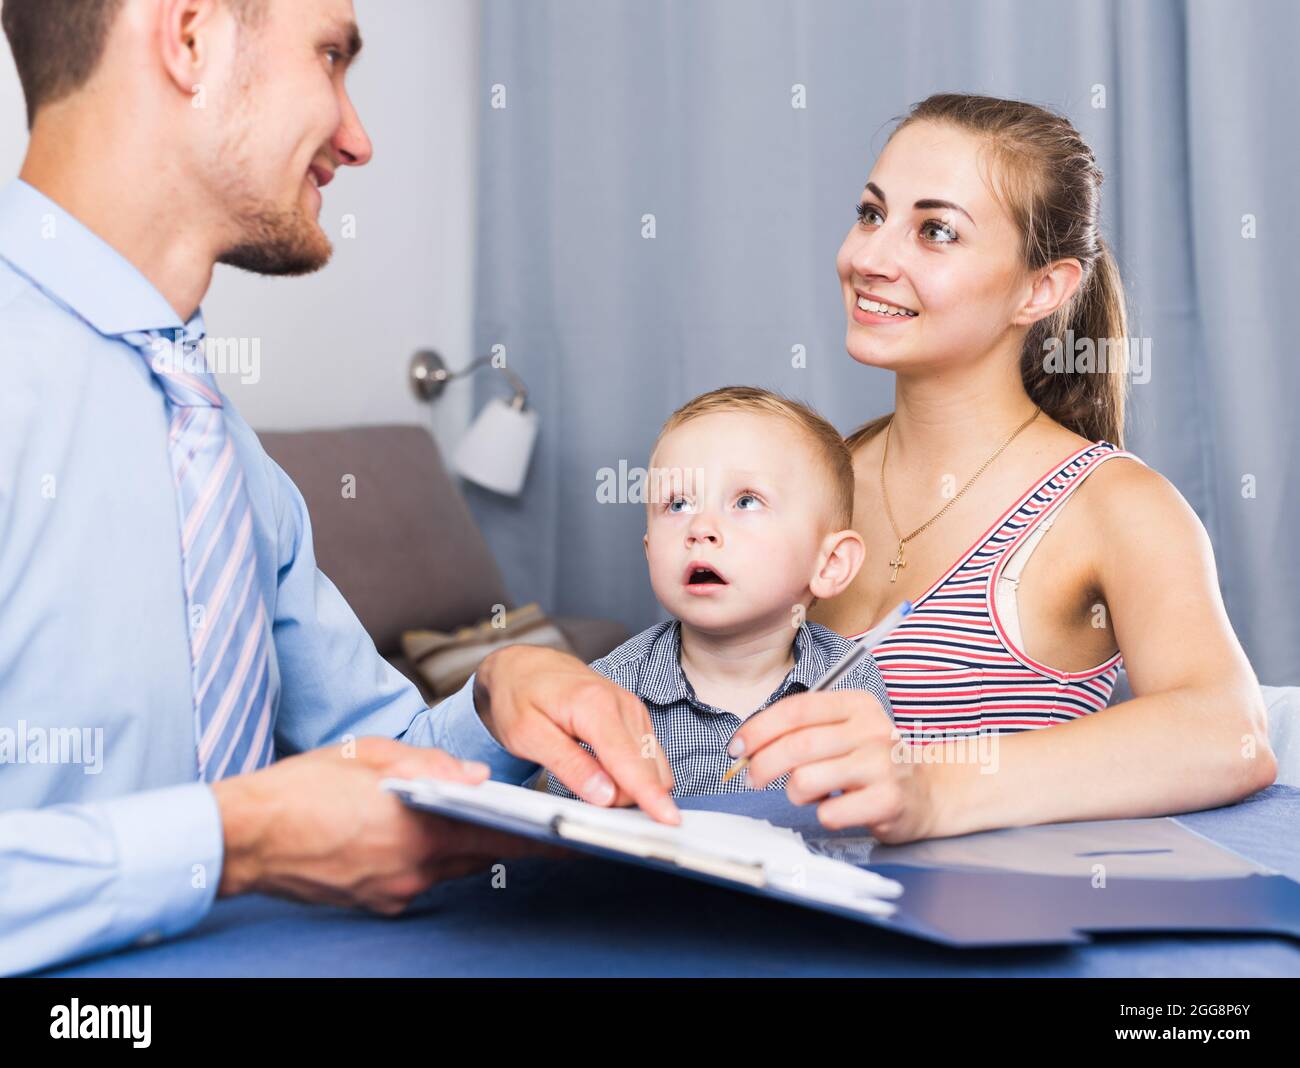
[475,645,679,824]
[211,738,546,914]
[731,690,937,844]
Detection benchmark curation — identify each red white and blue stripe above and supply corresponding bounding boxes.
[849,442,1143,745]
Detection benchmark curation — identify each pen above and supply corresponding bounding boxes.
[854,599,913,650]
[720,600,913,785]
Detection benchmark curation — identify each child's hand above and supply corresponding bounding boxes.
[731,690,935,844]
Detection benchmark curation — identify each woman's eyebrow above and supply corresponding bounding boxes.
[864,182,977,227]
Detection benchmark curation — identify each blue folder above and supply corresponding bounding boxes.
[387,778,1300,948]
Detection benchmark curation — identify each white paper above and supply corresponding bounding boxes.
[385,777,903,912]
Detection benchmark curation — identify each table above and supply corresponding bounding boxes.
[44,786,1300,977]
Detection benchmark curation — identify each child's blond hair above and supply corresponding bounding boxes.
[652,385,854,530]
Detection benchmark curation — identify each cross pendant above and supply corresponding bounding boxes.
[889,544,906,583]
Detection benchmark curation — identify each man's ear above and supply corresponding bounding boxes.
[157,0,235,98]
[809,529,866,601]
[1012,257,1083,328]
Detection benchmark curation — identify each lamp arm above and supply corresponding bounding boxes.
[447,353,494,379]
[409,349,529,408]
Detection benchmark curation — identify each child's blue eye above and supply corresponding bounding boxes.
[736,493,762,510]
[667,496,694,514]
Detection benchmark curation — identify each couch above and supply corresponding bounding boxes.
[258,424,630,702]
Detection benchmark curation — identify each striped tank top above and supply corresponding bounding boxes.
[848,441,1143,743]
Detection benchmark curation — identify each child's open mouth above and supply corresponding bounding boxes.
[683,562,728,593]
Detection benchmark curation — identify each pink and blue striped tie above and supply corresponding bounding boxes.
[124,320,275,781]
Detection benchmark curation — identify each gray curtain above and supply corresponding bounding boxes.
[467,0,1300,686]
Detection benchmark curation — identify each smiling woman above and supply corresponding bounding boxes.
[788,93,1278,842]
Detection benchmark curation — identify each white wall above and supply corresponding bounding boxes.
[0,0,480,454]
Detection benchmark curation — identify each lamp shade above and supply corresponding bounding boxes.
[452,396,539,496]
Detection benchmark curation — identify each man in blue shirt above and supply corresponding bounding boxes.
[0,0,676,975]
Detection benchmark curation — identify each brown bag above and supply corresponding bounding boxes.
[402,603,574,701]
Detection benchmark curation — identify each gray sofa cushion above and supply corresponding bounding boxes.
[391,616,633,702]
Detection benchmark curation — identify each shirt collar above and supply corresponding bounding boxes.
[640,618,831,708]
[0,178,195,338]
[787,620,838,690]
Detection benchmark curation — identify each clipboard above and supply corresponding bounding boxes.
[383,777,904,923]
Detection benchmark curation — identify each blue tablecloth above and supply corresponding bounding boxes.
[44,785,1300,977]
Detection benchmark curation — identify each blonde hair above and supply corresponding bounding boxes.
[847,92,1129,453]
[653,385,854,529]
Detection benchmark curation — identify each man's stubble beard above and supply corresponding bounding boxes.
[212,61,333,277]
[217,196,333,276]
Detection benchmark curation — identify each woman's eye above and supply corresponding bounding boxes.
[855,201,882,227]
[324,48,343,68]
[857,202,957,245]
[735,493,762,510]
[921,219,958,244]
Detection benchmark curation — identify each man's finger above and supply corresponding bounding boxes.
[355,737,490,785]
[386,748,491,785]
[573,697,680,824]
[527,714,623,807]
[619,694,676,794]
[606,724,674,808]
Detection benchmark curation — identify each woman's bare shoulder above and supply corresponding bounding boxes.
[1072,449,1208,547]
[1079,445,1178,500]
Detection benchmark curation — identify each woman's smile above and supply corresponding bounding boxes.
[852,296,922,326]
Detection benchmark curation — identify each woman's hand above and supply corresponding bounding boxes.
[732,690,938,844]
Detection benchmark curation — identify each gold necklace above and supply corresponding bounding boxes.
[880,406,1041,583]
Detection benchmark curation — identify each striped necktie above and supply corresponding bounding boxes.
[123,319,276,781]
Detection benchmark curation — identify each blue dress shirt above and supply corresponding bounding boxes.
[0,179,536,975]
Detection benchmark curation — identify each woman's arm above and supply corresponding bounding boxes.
[927,459,1278,839]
